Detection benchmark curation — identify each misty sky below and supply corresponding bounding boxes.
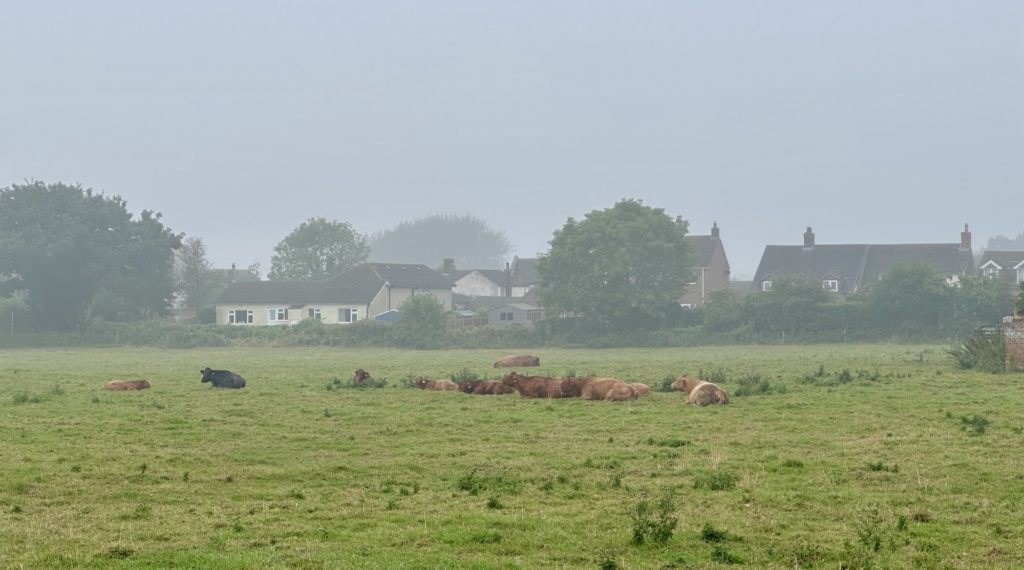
[2,1,1021,278]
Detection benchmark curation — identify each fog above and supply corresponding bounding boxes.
[2,1,1021,278]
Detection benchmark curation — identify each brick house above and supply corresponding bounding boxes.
[978,250,1024,299]
[679,223,731,307]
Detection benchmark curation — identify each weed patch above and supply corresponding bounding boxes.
[628,489,678,546]
[693,470,738,491]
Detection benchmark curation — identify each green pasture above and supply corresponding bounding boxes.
[0,345,1021,569]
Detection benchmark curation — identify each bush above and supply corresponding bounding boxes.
[627,490,678,546]
[949,328,1005,373]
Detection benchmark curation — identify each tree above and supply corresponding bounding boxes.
[536,199,695,328]
[745,275,832,336]
[395,294,448,348]
[369,214,511,268]
[853,263,954,337]
[269,218,369,280]
[0,181,181,330]
[174,237,219,309]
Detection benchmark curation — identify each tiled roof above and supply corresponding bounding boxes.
[452,269,509,286]
[979,251,1024,269]
[510,257,540,287]
[346,263,455,289]
[217,272,385,305]
[685,235,716,267]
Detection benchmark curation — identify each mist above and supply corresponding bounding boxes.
[1,1,1021,278]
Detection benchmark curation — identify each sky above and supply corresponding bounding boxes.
[2,1,1021,279]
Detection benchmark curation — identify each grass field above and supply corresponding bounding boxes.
[0,344,1021,569]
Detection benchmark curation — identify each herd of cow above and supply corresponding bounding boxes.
[100,355,729,406]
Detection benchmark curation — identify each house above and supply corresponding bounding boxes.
[679,222,731,307]
[978,250,1024,298]
[450,269,510,298]
[508,256,540,297]
[753,225,976,295]
[215,263,454,325]
[487,302,544,328]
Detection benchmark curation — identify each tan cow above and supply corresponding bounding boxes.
[458,379,517,395]
[561,376,637,401]
[501,372,566,398]
[630,383,651,397]
[413,377,458,391]
[494,355,541,368]
[104,379,151,391]
[673,375,729,406]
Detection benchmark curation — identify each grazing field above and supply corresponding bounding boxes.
[0,344,1022,569]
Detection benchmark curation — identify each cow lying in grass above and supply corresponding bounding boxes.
[560,376,637,401]
[104,379,151,391]
[493,355,540,368]
[353,369,371,383]
[413,377,458,391]
[200,367,246,389]
[501,372,567,398]
[457,379,516,395]
[672,374,729,406]
[630,383,651,397]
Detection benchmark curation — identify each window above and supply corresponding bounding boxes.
[499,312,514,321]
[338,308,359,323]
[1018,269,1024,284]
[268,308,287,322]
[822,279,839,292]
[679,304,693,309]
[983,266,999,279]
[228,309,253,325]
[761,280,772,292]
[308,308,322,320]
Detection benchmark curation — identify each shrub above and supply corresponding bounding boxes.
[733,374,782,397]
[693,470,738,491]
[700,523,727,543]
[949,329,1005,373]
[627,490,678,546]
[960,414,990,436]
[450,368,480,382]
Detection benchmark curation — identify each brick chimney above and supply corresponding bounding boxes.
[441,258,456,275]
[803,227,815,249]
[960,223,971,251]
[711,222,720,239]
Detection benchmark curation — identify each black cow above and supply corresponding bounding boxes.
[200,367,246,389]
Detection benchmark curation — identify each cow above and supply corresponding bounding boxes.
[458,379,517,395]
[353,369,371,384]
[501,372,567,398]
[493,355,541,368]
[630,383,651,397]
[104,379,151,391]
[672,375,729,406]
[561,376,637,401]
[413,376,459,391]
[200,367,246,389]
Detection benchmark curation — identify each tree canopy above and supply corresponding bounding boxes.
[174,236,219,310]
[536,199,694,328]
[269,218,369,281]
[0,181,181,330]
[369,214,511,269]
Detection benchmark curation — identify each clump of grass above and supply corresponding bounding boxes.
[700,523,728,543]
[658,376,677,392]
[865,461,899,473]
[627,489,677,546]
[450,368,480,383]
[119,504,152,521]
[780,458,804,468]
[103,546,135,559]
[693,470,738,491]
[485,496,504,509]
[646,437,690,448]
[286,489,305,500]
[600,558,621,570]
[329,375,388,389]
[698,368,728,384]
[456,467,521,496]
[960,414,990,436]
[733,374,783,396]
[10,505,22,514]
[711,544,743,564]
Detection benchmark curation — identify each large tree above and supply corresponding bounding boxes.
[536,199,694,328]
[174,236,219,309]
[269,218,369,280]
[369,214,511,269]
[0,181,181,330]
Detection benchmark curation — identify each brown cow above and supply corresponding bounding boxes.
[413,376,458,391]
[104,379,151,391]
[630,383,651,397]
[494,355,541,368]
[673,375,729,406]
[353,369,371,383]
[501,372,566,398]
[458,379,517,395]
[561,376,636,401]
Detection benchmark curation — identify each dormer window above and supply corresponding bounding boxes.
[761,280,772,292]
[822,279,839,292]
[983,266,1000,279]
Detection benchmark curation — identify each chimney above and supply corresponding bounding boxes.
[960,223,971,251]
[229,262,237,283]
[803,227,815,249]
[711,222,720,239]
[441,258,455,275]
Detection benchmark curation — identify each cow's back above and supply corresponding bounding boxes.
[686,382,728,406]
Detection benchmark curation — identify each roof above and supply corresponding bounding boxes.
[753,242,975,294]
[209,267,260,283]
[685,235,717,267]
[452,269,509,286]
[344,263,455,289]
[510,257,540,287]
[978,251,1024,270]
[459,295,530,311]
[489,303,542,312]
[217,272,385,305]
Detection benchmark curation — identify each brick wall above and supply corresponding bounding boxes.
[1006,317,1024,372]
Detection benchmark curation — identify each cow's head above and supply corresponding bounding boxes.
[672,375,700,394]
[501,372,523,386]
[413,376,428,389]
[457,380,476,393]
[353,369,370,383]
[200,367,214,383]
